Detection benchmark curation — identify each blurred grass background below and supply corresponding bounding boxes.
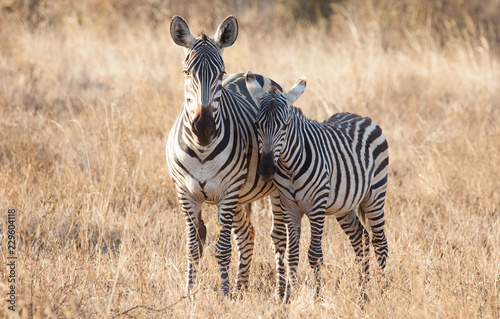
[0,0,499,318]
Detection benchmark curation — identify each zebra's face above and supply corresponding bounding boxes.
[246,71,307,182]
[182,39,226,146]
[171,15,238,146]
[255,93,290,182]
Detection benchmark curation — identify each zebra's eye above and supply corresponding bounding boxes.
[220,71,226,78]
[186,97,193,103]
[183,70,190,76]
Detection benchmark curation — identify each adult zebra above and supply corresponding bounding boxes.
[246,72,389,301]
[166,16,287,296]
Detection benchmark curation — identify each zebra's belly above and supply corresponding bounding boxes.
[274,174,365,216]
[324,201,358,216]
[278,190,360,216]
[324,186,368,216]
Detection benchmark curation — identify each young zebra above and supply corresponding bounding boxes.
[167,16,288,297]
[246,71,389,301]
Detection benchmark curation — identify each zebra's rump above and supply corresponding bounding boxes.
[322,112,387,158]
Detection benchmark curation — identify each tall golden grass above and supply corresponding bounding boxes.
[0,0,499,318]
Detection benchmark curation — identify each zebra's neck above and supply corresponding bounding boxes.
[280,108,307,166]
[280,107,330,169]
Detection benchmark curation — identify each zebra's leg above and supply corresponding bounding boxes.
[362,165,389,270]
[244,203,252,217]
[177,191,205,295]
[270,192,286,299]
[336,209,370,283]
[215,194,240,296]
[284,209,302,303]
[232,204,255,291]
[307,206,326,299]
[361,197,388,270]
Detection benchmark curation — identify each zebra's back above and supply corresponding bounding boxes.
[323,112,360,125]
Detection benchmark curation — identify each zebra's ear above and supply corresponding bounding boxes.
[170,16,196,50]
[214,16,238,51]
[285,76,307,106]
[245,71,266,103]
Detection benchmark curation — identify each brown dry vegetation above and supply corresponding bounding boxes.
[0,0,499,318]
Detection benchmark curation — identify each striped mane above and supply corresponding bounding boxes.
[290,105,307,121]
[267,85,310,122]
[199,31,208,42]
[269,85,281,95]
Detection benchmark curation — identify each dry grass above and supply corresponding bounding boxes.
[0,1,499,318]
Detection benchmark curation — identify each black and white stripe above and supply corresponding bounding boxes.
[247,73,389,301]
[166,16,288,296]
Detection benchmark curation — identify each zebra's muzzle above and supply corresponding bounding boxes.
[192,106,215,146]
[258,151,277,182]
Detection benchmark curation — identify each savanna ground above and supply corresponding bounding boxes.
[0,0,499,318]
